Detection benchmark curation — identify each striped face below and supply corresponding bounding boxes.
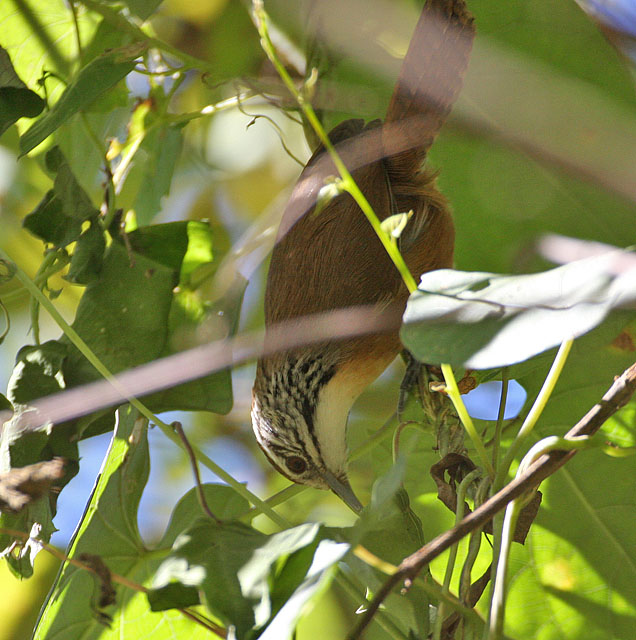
[251,353,348,490]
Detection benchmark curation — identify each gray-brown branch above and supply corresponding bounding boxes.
[347,360,636,639]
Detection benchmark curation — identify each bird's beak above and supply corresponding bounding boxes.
[322,470,363,513]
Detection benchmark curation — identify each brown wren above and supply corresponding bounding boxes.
[251,0,475,511]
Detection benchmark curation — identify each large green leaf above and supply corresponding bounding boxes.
[23,147,102,262]
[401,252,636,369]
[149,520,349,640]
[61,239,176,388]
[124,221,238,414]
[0,0,99,95]
[502,448,636,640]
[33,406,249,639]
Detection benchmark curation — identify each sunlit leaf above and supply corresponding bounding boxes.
[505,448,636,640]
[401,251,636,369]
[20,43,145,155]
[149,520,348,639]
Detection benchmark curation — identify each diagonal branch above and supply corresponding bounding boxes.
[347,360,636,639]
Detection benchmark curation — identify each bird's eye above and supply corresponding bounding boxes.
[285,455,307,475]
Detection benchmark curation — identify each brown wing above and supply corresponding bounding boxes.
[263,0,475,368]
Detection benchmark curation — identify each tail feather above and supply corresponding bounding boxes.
[383,0,475,166]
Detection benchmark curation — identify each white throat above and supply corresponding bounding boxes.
[312,372,360,474]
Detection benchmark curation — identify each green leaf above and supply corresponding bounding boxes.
[22,190,83,247]
[149,521,348,639]
[0,45,45,136]
[180,221,215,288]
[131,122,184,226]
[0,344,86,578]
[146,583,200,612]
[159,484,249,549]
[47,146,99,221]
[401,252,636,369]
[148,274,244,414]
[151,519,268,637]
[0,393,12,412]
[23,147,101,248]
[0,341,77,577]
[65,219,106,284]
[6,341,68,409]
[0,494,57,579]
[125,221,191,273]
[120,0,164,21]
[0,0,101,106]
[20,43,145,155]
[33,406,149,637]
[504,449,636,639]
[0,409,54,578]
[61,239,176,389]
[147,484,251,612]
[134,221,240,414]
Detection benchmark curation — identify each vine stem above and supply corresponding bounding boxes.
[487,435,590,639]
[0,249,289,528]
[432,468,482,640]
[492,369,509,467]
[494,339,573,490]
[441,364,495,478]
[252,0,417,294]
[346,360,636,639]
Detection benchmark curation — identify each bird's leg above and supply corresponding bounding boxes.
[398,352,448,423]
[398,352,469,461]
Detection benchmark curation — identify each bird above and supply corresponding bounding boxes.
[251,0,475,512]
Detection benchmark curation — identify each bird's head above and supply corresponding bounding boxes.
[251,352,363,512]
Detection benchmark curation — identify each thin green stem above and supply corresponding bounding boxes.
[167,93,254,125]
[242,484,305,523]
[29,250,68,345]
[459,477,490,605]
[441,364,495,478]
[0,249,288,528]
[253,1,417,294]
[487,497,521,640]
[487,434,590,640]
[433,468,481,640]
[392,421,420,463]
[32,251,70,287]
[80,0,214,73]
[494,339,573,490]
[69,0,84,63]
[491,369,509,469]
